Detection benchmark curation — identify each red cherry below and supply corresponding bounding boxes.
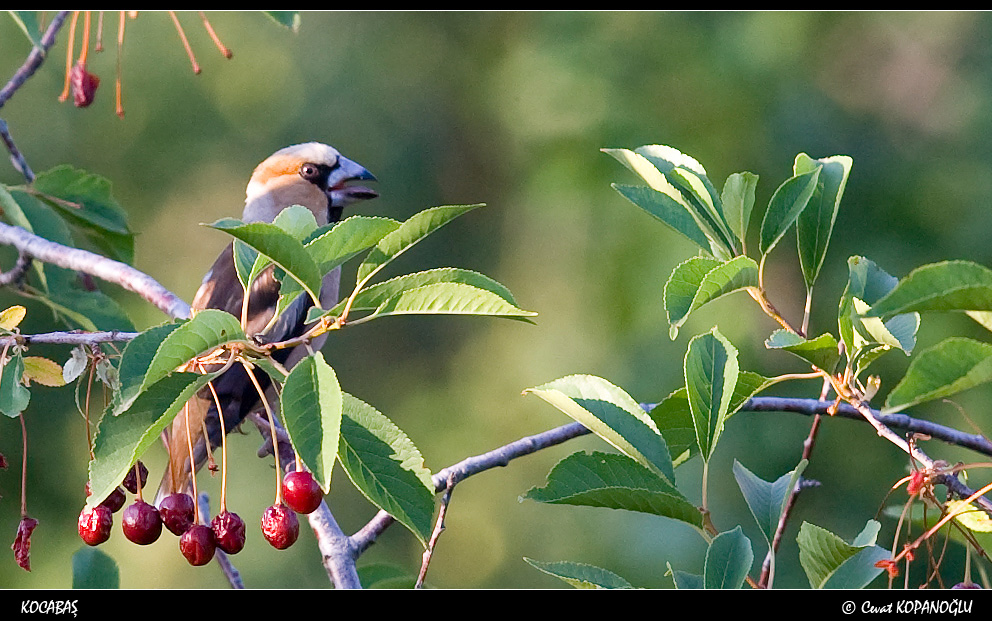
[100,487,127,513]
[122,461,148,494]
[261,504,299,550]
[159,493,195,536]
[78,505,113,546]
[210,511,246,555]
[121,500,162,545]
[179,524,216,566]
[282,470,323,515]
[84,481,126,513]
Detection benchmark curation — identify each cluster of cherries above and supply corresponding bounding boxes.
[77,461,325,566]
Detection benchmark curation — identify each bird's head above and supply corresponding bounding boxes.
[243,142,378,225]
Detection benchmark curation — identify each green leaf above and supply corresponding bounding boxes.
[765,329,840,372]
[665,256,759,339]
[684,328,739,462]
[645,389,697,468]
[8,11,42,48]
[89,371,216,507]
[72,547,119,589]
[867,260,992,319]
[840,256,920,357]
[524,375,674,483]
[524,558,634,589]
[280,353,342,493]
[338,393,435,544]
[110,323,181,415]
[668,563,704,589]
[605,147,733,258]
[330,267,521,315]
[733,459,808,547]
[647,370,773,468]
[208,218,323,305]
[797,520,888,589]
[704,526,754,589]
[32,165,134,264]
[356,281,537,323]
[305,215,400,273]
[0,352,29,417]
[611,184,712,253]
[139,310,245,399]
[265,11,301,31]
[634,146,730,249]
[883,337,992,413]
[795,154,853,290]
[357,205,483,285]
[721,171,759,247]
[272,204,319,240]
[523,451,702,528]
[759,167,820,257]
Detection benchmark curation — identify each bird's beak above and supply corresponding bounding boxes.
[326,156,378,208]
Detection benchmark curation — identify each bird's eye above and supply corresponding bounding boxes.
[299,163,321,182]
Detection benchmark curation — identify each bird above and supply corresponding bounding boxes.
[154,142,377,505]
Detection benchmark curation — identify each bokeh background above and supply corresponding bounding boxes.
[2,10,992,589]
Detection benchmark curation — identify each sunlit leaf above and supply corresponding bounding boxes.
[765,329,840,372]
[357,204,483,284]
[795,154,853,290]
[797,520,888,589]
[883,337,992,413]
[665,256,758,339]
[721,171,758,247]
[684,328,739,461]
[867,260,992,319]
[525,375,674,483]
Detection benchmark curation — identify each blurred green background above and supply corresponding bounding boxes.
[2,10,992,589]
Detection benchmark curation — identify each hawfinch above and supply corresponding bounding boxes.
[156,142,377,502]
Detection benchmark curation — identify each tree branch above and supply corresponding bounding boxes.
[0,222,190,319]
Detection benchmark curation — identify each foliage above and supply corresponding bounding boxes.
[523,143,992,589]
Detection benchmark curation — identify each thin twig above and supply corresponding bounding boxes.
[416,474,455,589]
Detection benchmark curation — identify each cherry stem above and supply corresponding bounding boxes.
[18,412,27,517]
[183,402,200,522]
[78,11,91,67]
[169,11,201,74]
[241,361,282,505]
[199,12,232,59]
[58,11,79,102]
[133,462,143,502]
[94,11,104,52]
[115,11,125,118]
[204,375,228,513]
